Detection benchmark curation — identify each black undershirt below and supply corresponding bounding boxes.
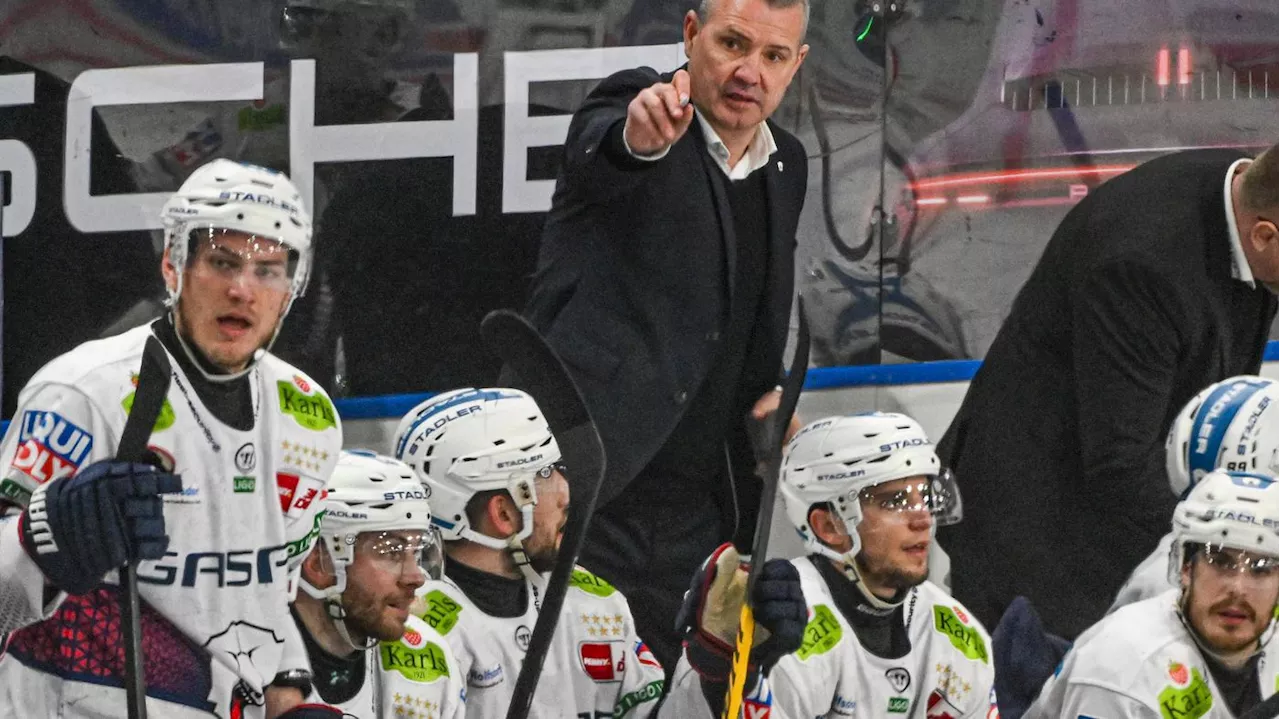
[647,167,771,484]
[290,605,366,705]
[152,315,255,430]
[1203,650,1262,717]
[810,555,912,660]
[445,560,530,618]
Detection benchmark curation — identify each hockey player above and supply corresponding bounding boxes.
[1026,470,1279,718]
[1111,375,1278,612]
[292,450,465,718]
[0,159,345,718]
[392,388,666,718]
[665,411,998,719]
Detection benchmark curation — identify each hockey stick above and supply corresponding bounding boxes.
[117,335,173,719]
[722,299,810,719]
[480,310,606,719]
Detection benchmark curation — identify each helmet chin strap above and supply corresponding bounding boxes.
[299,564,376,653]
[167,304,286,384]
[507,536,548,597]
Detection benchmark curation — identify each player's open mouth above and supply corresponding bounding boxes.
[903,542,929,556]
[1216,607,1251,625]
[217,315,253,337]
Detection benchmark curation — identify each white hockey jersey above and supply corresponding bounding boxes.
[320,614,466,719]
[0,324,343,718]
[1109,533,1176,614]
[665,558,999,719]
[415,567,665,719]
[1025,589,1279,719]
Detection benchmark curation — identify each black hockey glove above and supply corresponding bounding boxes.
[20,459,182,595]
[675,542,807,683]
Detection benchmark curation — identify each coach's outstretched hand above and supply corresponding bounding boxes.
[20,459,182,595]
[624,69,696,156]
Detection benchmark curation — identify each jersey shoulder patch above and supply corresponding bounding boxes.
[930,603,990,664]
[797,603,844,660]
[568,567,616,598]
[417,586,466,637]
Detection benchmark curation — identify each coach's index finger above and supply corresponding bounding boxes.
[672,69,691,110]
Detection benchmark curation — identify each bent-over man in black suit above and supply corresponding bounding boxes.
[520,0,810,671]
[938,146,1279,640]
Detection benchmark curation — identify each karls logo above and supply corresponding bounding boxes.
[10,410,94,483]
[277,381,336,431]
[579,642,625,683]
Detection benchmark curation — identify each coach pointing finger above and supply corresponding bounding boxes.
[519,0,811,674]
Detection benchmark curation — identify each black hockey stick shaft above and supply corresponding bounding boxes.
[117,335,173,719]
[481,310,606,719]
[723,299,810,719]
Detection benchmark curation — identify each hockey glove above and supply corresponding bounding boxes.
[20,460,182,595]
[675,542,807,684]
[276,705,343,718]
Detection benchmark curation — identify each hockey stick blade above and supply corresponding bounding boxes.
[118,334,173,719]
[723,299,810,719]
[480,310,606,719]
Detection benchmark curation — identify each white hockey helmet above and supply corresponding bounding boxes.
[779,412,959,605]
[161,159,313,310]
[393,388,561,553]
[1168,470,1279,585]
[301,450,442,647]
[1166,376,1277,496]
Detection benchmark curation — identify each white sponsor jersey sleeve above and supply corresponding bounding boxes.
[1109,534,1175,614]
[415,566,665,719]
[1025,589,1279,719]
[665,558,999,719]
[0,324,343,719]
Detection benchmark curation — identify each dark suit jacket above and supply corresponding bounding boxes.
[523,66,807,512]
[937,149,1277,639]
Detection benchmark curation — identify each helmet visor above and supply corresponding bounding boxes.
[858,468,962,526]
[358,527,445,581]
[1196,544,1280,580]
[186,227,300,293]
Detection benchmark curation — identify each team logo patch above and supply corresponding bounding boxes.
[11,410,94,483]
[1158,666,1213,719]
[514,625,532,652]
[933,605,989,664]
[467,664,503,688]
[235,443,256,472]
[277,381,335,432]
[926,689,962,719]
[276,472,323,517]
[579,641,625,683]
[886,667,911,693]
[634,641,661,669]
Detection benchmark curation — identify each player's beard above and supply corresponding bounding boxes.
[342,587,411,643]
[858,552,929,594]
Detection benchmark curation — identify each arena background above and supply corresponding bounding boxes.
[1,0,1276,454]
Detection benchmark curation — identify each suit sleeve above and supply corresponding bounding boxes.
[558,67,670,203]
[1070,260,1185,538]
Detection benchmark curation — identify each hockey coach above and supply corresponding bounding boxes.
[521,0,811,670]
[938,145,1280,641]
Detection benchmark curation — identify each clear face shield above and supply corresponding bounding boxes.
[356,527,445,582]
[1195,545,1280,582]
[856,468,963,526]
[185,227,300,294]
